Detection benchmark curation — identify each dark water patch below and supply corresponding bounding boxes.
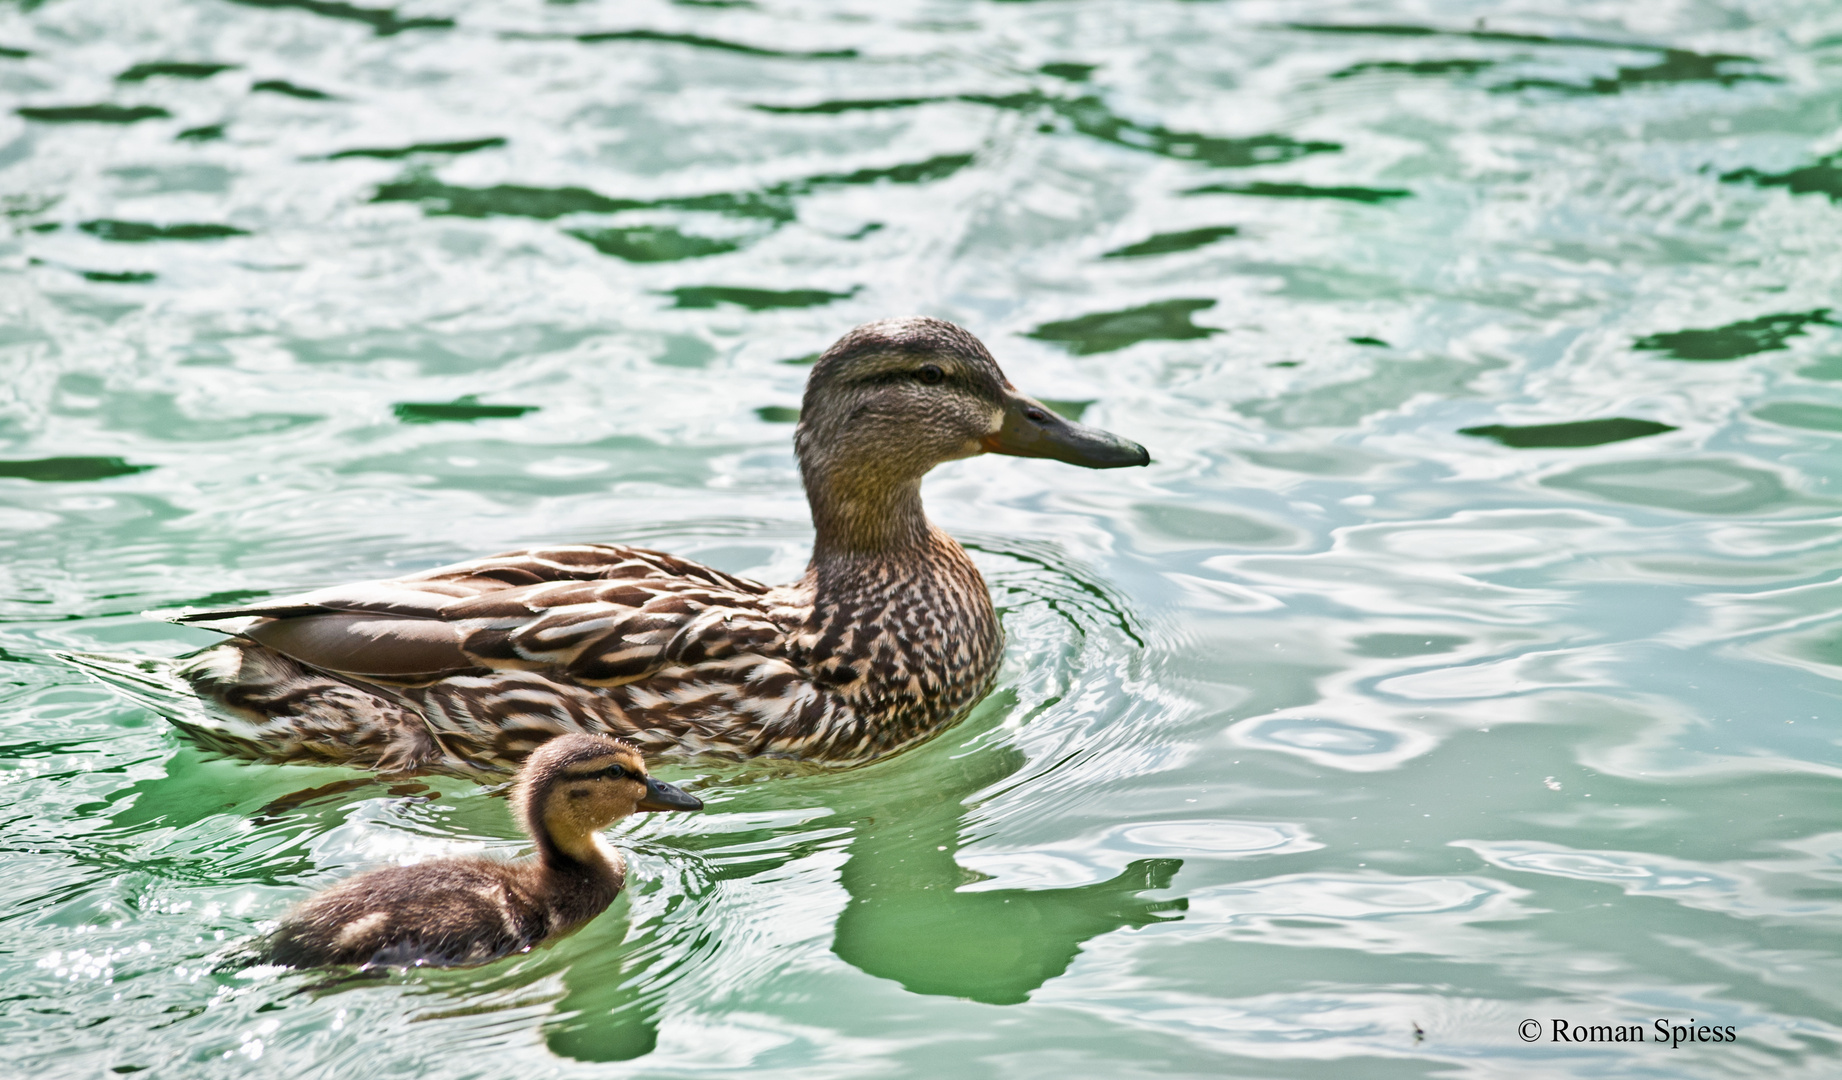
[1102,226,1238,258]
[177,124,225,142]
[1752,402,1842,432]
[1349,336,1388,346]
[675,0,758,7]
[757,91,1336,169]
[0,45,29,59]
[1330,58,1494,79]
[1285,22,1657,51]
[223,0,453,36]
[374,153,968,225]
[1723,155,1842,203]
[373,177,642,218]
[327,137,504,160]
[1010,93,1337,168]
[577,29,856,59]
[28,222,59,232]
[755,405,800,423]
[79,220,250,242]
[665,285,858,310]
[80,270,157,284]
[1040,62,1095,81]
[1461,418,1675,447]
[1635,310,1832,361]
[252,79,335,100]
[18,104,171,123]
[1040,399,1092,421]
[0,457,153,482]
[754,96,942,115]
[1027,299,1218,355]
[1186,181,1410,203]
[799,153,973,188]
[1594,49,1771,90]
[778,352,820,366]
[649,190,795,223]
[393,395,539,423]
[117,62,235,82]
[568,226,743,262]
[1492,50,1773,94]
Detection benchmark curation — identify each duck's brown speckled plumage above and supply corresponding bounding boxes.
[257,734,702,968]
[151,317,1147,775]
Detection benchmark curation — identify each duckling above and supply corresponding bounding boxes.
[71,316,1148,774]
[257,733,703,969]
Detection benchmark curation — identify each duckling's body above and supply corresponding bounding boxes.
[258,734,702,968]
[105,318,1148,774]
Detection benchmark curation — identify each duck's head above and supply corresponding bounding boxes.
[514,734,703,862]
[796,317,1148,552]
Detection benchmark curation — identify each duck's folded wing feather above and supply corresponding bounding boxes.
[173,544,784,683]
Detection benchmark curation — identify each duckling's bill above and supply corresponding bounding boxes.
[637,775,703,812]
[982,388,1151,469]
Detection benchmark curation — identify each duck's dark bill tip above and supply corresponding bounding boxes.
[637,776,704,812]
[985,392,1151,469]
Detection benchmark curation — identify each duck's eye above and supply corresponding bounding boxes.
[600,765,628,781]
[916,364,945,385]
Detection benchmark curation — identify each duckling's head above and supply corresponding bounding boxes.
[796,317,1149,553]
[513,734,703,863]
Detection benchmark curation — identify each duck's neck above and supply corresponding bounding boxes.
[804,468,933,564]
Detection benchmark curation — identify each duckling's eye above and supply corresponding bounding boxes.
[599,765,628,781]
[916,364,945,385]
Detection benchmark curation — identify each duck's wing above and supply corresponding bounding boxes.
[174,544,787,685]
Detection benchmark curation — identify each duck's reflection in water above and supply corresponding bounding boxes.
[543,700,1186,1060]
[830,738,1185,1006]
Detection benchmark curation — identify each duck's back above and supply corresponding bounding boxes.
[167,537,999,772]
[258,856,618,969]
[171,544,809,772]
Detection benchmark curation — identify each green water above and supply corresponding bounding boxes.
[3,0,1841,1076]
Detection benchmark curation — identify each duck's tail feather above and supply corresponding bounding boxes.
[55,643,489,777]
[54,648,282,757]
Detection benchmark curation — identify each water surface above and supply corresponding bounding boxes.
[2,0,1841,1076]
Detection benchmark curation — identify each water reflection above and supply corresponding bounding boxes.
[1634,310,1835,361]
[224,0,453,37]
[1027,299,1220,355]
[829,737,1185,1006]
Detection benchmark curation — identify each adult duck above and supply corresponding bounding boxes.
[95,317,1148,775]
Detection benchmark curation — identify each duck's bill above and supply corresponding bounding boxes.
[982,390,1150,468]
[637,777,704,812]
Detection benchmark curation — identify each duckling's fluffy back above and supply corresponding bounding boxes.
[259,853,622,969]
